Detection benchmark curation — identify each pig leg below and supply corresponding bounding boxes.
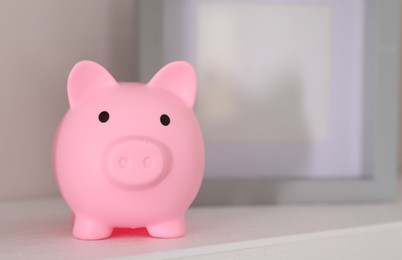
[73,215,113,240]
[147,216,186,238]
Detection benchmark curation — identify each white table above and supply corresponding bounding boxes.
[1,188,402,259]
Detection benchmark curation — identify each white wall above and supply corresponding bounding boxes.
[0,0,138,201]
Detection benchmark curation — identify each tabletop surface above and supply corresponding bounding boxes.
[1,187,402,259]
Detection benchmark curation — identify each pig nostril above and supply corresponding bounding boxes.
[143,157,152,168]
[119,157,129,169]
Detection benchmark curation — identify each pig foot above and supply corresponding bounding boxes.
[73,215,113,240]
[147,216,186,238]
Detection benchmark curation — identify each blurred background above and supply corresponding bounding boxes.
[0,0,400,201]
[0,0,138,200]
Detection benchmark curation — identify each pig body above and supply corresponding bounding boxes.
[53,61,204,240]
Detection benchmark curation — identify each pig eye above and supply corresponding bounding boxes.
[160,114,170,126]
[98,111,109,123]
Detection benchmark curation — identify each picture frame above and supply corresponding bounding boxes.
[137,0,400,204]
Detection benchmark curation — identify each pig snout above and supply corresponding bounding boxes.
[104,137,172,188]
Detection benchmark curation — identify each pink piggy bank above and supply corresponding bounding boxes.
[53,60,204,240]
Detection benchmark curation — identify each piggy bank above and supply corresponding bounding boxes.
[53,60,204,240]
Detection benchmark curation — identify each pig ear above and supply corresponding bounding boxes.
[148,61,197,108]
[67,60,117,108]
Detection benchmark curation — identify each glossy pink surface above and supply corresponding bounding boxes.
[53,61,204,240]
